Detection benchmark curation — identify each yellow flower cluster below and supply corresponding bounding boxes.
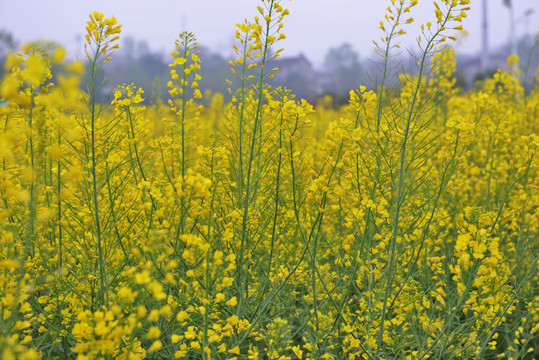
[84,11,121,62]
[229,0,288,82]
[168,31,203,103]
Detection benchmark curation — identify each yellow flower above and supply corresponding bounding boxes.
[507,54,519,67]
[292,346,303,358]
[20,53,50,87]
[118,286,138,302]
[148,340,163,352]
[147,326,161,340]
[52,47,66,63]
[137,306,147,318]
[148,309,160,322]
[229,346,241,355]
[0,74,20,99]
[171,334,183,344]
[175,350,187,359]
[176,310,189,322]
[226,296,237,306]
[222,277,234,288]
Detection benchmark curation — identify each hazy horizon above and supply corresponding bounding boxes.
[1,0,538,66]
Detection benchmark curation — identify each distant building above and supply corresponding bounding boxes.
[269,53,318,100]
[456,37,537,91]
[457,53,508,86]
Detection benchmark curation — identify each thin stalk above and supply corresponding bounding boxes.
[202,146,216,360]
[260,98,284,300]
[490,156,533,235]
[375,3,404,134]
[57,130,63,268]
[177,36,191,237]
[1,115,15,224]
[202,250,210,360]
[88,41,107,306]
[27,91,36,257]
[236,31,250,199]
[375,11,453,356]
[474,257,537,359]
[236,0,275,317]
[125,105,160,229]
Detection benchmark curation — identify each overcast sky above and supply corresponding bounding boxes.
[1,0,537,66]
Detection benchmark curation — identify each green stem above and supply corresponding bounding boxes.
[57,130,63,268]
[28,91,36,258]
[236,0,275,317]
[88,41,107,306]
[375,11,452,356]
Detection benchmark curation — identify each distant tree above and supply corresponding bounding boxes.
[98,37,169,101]
[98,38,233,103]
[197,45,232,98]
[0,30,18,78]
[268,54,316,100]
[285,72,312,100]
[122,36,151,61]
[322,43,362,95]
[0,30,17,55]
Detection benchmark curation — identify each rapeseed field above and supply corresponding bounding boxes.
[0,0,537,359]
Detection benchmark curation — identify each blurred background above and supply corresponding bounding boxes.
[1,0,538,103]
